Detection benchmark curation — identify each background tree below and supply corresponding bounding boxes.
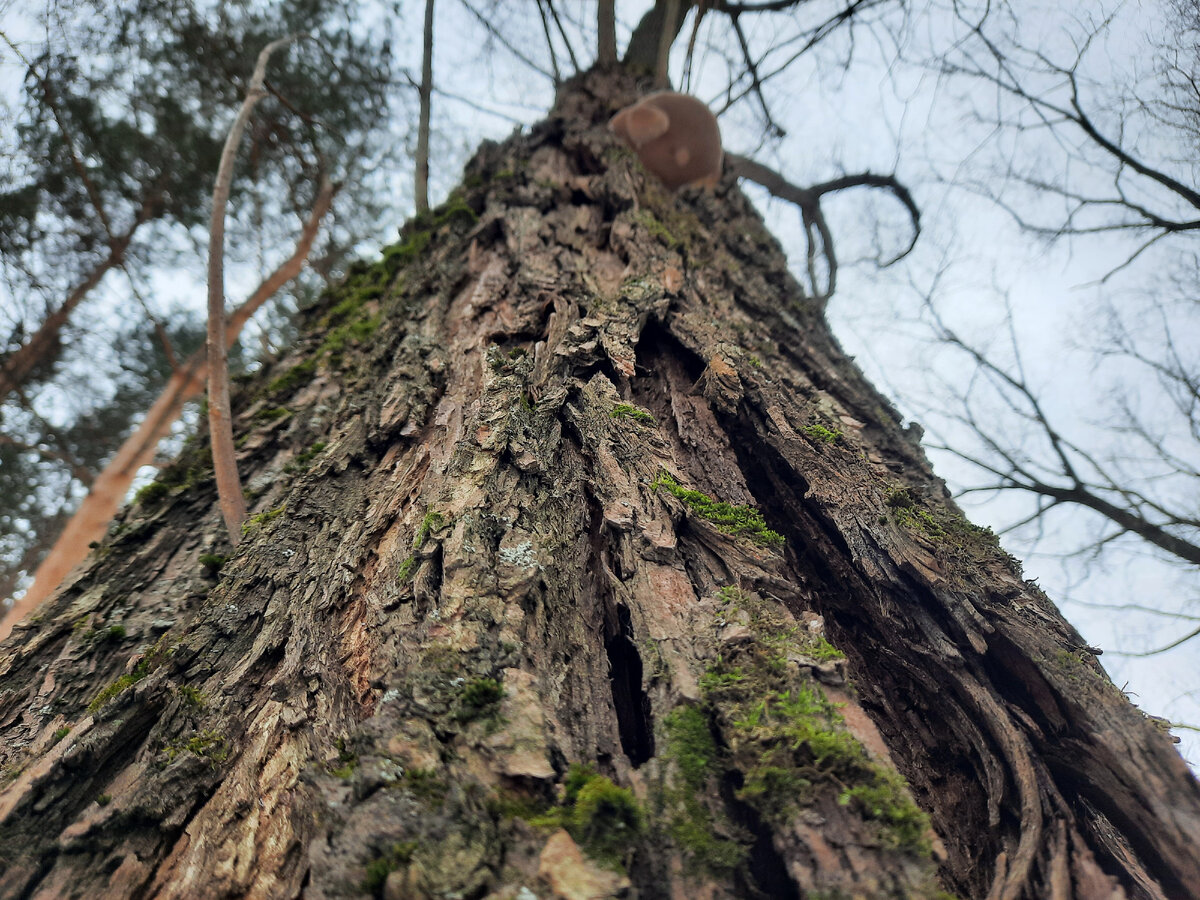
[0,0,395,607]
[869,0,1200,663]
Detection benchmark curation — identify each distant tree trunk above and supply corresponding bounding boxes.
[1,70,1197,900]
[415,0,434,215]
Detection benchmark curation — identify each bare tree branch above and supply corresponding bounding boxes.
[458,0,555,81]
[727,152,920,302]
[416,0,434,214]
[656,0,682,87]
[1108,623,1200,657]
[542,1,580,75]
[921,296,1200,568]
[208,35,303,544]
[597,0,617,65]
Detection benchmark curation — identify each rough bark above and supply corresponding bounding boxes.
[0,69,1197,900]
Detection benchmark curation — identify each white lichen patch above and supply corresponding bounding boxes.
[497,541,537,569]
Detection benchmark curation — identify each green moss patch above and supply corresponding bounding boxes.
[883,483,1009,578]
[700,589,931,855]
[399,510,445,581]
[163,729,228,766]
[87,637,172,713]
[254,406,292,423]
[134,481,170,506]
[610,403,655,424]
[178,685,206,709]
[633,210,680,249]
[662,706,747,872]
[803,423,843,444]
[268,358,317,396]
[241,505,285,536]
[329,736,358,778]
[456,677,505,722]
[362,840,418,897]
[572,770,644,862]
[492,763,644,865]
[653,472,783,547]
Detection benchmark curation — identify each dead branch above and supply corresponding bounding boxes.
[727,152,920,302]
[922,299,1200,568]
[625,0,694,72]
[535,0,562,83]
[208,35,302,544]
[416,0,434,214]
[656,0,682,87]
[728,11,784,136]
[457,0,555,81]
[543,1,580,75]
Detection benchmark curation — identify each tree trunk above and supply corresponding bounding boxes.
[1,70,1197,900]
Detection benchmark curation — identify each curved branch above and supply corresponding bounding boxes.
[208,35,303,544]
[726,153,921,301]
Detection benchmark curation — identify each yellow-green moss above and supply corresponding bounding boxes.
[491,763,644,866]
[134,481,170,506]
[633,210,680,248]
[177,685,205,709]
[268,358,317,396]
[883,483,1008,575]
[321,313,381,360]
[399,510,445,581]
[610,403,655,424]
[87,637,172,712]
[254,406,291,423]
[702,588,931,855]
[838,770,931,852]
[382,229,431,271]
[416,191,479,229]
[160,729,228,767]
[653,471,784,547]
[662,706,746,871]
[241,505,285,536]
[402,767,449,804]
[803,423,843,444]
[568,766,645,863]
[329,735,358,778]
[295,441,327,466]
